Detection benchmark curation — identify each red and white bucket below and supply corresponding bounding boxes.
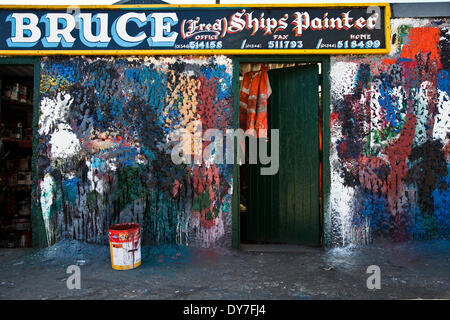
[108,223,141,270]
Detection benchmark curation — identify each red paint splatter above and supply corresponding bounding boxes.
[196,76,231,131]
[172,179,182,197]
[191,164,228,228]
[358,155,388,195]
[400,27,442,69]
[330,112,339,127]
[384,113,417,240]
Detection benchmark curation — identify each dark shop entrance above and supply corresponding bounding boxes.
[0,59,39,248]
[233,56,330,248]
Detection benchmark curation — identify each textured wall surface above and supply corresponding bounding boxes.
[326,18,450,246]
[35,56,233,248]
[34,18,450,249]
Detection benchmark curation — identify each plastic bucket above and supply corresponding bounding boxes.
[108,223,141,270]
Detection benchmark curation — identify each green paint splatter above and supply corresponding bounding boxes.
[115,165,147,211]
[397,25,412,48]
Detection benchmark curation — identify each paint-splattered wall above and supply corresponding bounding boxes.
[35,56,233,248]
[34,18,450,249]
[326,18,450,246]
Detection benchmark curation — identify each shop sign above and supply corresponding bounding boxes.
[0,4,390,55]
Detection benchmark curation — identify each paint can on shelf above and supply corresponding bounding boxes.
[19,85,27,103]
[108,223,141,270]
[18,231,31,248]
[9,83,19,101]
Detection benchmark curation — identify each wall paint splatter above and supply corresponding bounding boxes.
[36,56,233,248]
[326,19,450,246]
[33,18,449,249]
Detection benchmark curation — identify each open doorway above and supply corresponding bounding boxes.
[238,61,324,247]
[0,64,35,248]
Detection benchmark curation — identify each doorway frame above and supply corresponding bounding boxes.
[0,57,43,248]
[231,55,331,249]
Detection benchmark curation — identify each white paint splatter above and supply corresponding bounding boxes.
[86,157,107,194]
[49,127,81,159]
[330,60,359,99]
[413,81,431,146]
[326,129,357,246]
[40,174,55,246]
[39,92,73,136]
[432,89,450,143]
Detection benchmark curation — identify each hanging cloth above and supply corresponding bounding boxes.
[239,64,272,140]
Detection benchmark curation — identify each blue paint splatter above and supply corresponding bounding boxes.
[62,177,78,205]
[431,166,450,239]
[437,69,449,94]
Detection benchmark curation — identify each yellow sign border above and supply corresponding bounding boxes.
[0,3,391,56]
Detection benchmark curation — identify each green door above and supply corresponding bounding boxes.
[246,64,320,245]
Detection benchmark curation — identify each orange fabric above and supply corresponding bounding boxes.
[239,71,256,129]
[255,64,269,139]
[239,64,271,140]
